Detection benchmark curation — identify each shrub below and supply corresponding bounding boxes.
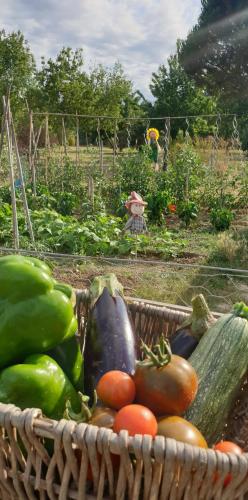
[210,208,234,231]
[178,201,198,227]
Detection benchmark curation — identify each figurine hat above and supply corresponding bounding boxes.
[125,191,147,209]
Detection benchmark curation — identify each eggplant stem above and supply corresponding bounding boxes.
[176,294,215,339]
[138,336,172,368]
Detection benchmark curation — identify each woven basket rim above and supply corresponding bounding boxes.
[0,402,247,462]
[75,289,222,321]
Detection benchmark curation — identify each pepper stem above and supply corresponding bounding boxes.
[137,335,172,368]
[64,390,97,423]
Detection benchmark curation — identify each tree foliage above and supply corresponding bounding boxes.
[27,48,142,137]
[0,30,35,115]
[179,0,248,109]
[150,52,217,138]
[31,47,87,114]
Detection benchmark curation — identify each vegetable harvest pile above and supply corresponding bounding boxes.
[0,254,247,486]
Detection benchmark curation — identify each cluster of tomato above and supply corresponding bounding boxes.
[81,340,243,486]
[92,363,243,487]
[95,368,204,444]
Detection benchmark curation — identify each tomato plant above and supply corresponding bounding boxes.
[177,201,198,227]
[210,208,234,231]
[113,404,157,437]
[133,336,198,416]
[96,371,136,410]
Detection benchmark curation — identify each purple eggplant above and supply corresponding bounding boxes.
[83,274,138,399]
[169,294,215,359]
[170,329,198,358]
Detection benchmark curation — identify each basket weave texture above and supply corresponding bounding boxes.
[0,292,247,499]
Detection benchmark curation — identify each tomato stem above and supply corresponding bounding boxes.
[233,302,248,320]
[138,336,172,368]
[64,390,97,423]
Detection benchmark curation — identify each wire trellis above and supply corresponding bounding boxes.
[0,107,244,196]
[0,246,247,314]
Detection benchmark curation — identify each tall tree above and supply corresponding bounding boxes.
[150,52,216,138]
[179,0,248,108]
[31,47,89,115]
[0,30,35,114]
[30,50,143,139]
[88,63,144,139]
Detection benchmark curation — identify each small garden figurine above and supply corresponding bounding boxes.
[147,127,161,171]
[124,192,148,234]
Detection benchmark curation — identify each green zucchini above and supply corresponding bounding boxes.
[185,302,248,445]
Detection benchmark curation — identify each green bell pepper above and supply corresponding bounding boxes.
[0,354,81,420]
[47,335,84,392]
[0,254,77,368]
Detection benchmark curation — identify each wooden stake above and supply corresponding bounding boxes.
[3,96,19,249]
[62,118,67,156]
[0,88,10,167]
[29,111,38,195]
[45,114,49,184]
[88,176,94,209]
[113,120,117,168]
[11,116,35,245]
[100,140,104,173]
[0,112,6,168]
[97,118,103,172]
[29,111,33,175]
[76,113,79,169]
[31,123,42,195]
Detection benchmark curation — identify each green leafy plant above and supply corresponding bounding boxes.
[178,201,198,227]
[0,203,185,258]
[55,192,78,216]
[210,208,234,231]
[169,144,202,203]
[116,146,156,197]
[146,191,170,224]
[0,186,11,204]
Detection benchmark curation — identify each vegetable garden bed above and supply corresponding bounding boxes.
[0,293,248,499]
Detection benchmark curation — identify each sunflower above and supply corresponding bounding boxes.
[146,127,159,142]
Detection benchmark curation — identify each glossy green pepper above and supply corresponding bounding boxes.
[0,354,81,420]
[0,254,77,368]
[47,335,84,392]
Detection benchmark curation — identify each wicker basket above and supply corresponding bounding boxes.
[0,292,248,499]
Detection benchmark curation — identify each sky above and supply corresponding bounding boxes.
[0,0,202,97]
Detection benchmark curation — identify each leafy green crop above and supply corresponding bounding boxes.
[210,208,234,231]
[0,203,185,258]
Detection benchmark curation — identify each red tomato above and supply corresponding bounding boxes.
[213,441,243,487]
[96,371,136,410]
[168,204,177,213]
[134,354,198,416]
[113,404,157,437]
